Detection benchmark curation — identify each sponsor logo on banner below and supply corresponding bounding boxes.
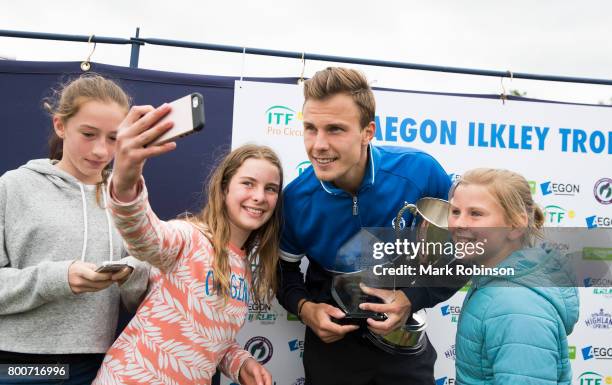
[585,309,612,329]
[540,181,580,196]
[296,161,311,176]
[540,241,570,253]
[435,376,455,385]
[292,378,306,385]
[586,215,612,229]
[543,205,575,225]
[582,248,612,261]
[581,345,612,360]
[528,180,537,195]
[577,371,612,385]
[244,336,274,364]
[265,105,302,137]
[247,303,278,324]
[440,304,461,323]
[288,338,305,358]
[569,345,576,360]
[444,344,456,360]
[594,178,612,204]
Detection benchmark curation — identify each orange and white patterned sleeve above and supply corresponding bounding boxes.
[218,341,253,383]
[107,177,189,272]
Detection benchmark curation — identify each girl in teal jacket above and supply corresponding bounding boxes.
[448,168,579,385]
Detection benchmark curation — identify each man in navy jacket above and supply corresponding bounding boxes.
[277,67,457,385]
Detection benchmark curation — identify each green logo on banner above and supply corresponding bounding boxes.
[583,247,612,261]
[568,345,576,360]
[528,181,537,195]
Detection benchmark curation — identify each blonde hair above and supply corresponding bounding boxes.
[449,168,545,245]
[43,73,131,204]
[187,144,283,304]
[303,67,375,128]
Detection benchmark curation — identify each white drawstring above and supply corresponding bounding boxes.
[78,182,114,262]
[79,183,88,262]
[102,185,114,261]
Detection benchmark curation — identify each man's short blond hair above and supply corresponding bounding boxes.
[303,67,375,128]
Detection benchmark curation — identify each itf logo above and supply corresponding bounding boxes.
[544,205,575,225]
[265,105,302,137]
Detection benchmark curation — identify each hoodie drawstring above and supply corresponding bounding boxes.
[79,184,88,262]
[78,183,114,262]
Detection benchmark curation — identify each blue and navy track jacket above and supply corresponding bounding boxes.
[277,144,458,316]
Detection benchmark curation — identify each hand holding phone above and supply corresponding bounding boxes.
[147,93,205,146]
[95,261,130,273]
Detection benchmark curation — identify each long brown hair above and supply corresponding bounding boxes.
[187,144,283,304]
[43,73,130,204]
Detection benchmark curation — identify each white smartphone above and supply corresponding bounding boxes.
[147,93,205,146]
[95,261,130,274]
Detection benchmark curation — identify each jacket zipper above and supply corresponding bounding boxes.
[352,195,358,216]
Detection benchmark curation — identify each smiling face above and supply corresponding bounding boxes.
[302,93,375,193]
[224,157,281,248]
[53,100,126,184]
[448,183,524,265]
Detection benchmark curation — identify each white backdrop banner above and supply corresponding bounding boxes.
[226,81,612,385]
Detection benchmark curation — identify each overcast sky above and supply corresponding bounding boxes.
[2,0,612,104]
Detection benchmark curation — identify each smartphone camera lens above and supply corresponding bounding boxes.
[192,96,199,108]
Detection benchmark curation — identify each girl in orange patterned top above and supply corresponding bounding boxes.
[93,104,281,385]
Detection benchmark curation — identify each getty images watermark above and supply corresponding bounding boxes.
[370,238,516,277]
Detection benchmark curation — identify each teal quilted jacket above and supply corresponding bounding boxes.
[455,248,579,385]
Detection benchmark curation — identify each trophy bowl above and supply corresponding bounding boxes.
[365,311,428,355]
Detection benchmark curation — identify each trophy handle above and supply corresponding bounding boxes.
[395,202,417,237]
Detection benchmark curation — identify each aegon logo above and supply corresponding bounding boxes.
[247,303,277,324]
[288,339,305,358]
[581,345,612,360]
[544,205,575,225]
[586,215,612,229]
[440,305,461,323]
[540,181,580,196]
[435,377,455,385]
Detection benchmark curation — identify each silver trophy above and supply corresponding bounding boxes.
[331,197,452,355]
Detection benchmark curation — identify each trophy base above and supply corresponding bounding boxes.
[332,311,387,327]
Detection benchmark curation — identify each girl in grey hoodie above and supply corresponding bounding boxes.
[0,74,149,384]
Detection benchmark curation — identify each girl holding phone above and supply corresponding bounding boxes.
[0,74,150,384]
[449,168,579,385]
[92,104,280,385]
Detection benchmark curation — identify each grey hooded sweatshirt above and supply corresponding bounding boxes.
[0,159,150,354]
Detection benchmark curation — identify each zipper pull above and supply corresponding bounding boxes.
[352,195,358,216]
